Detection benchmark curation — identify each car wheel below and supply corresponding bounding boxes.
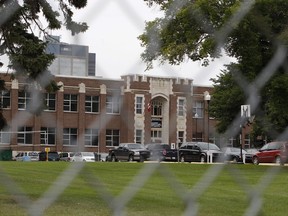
[275,156,281,164]
[232,157,238,163]
[139,155,144,163]
[128,155,134,162]
[180,155,185,163]
[252,156,259,165]
[200,155,206,163]
[111,155,117,162]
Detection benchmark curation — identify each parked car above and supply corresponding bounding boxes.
[252,141,288,165]
[59,152,75,162]
[179,142,223,163]
[71,152,95,162]
[107,143,150,162]
[95,153,109,162]
[145,143,178,161]
[13,152,39,161]
[244,148,259,163]
[222,147,247,163]
[39,151,60,161]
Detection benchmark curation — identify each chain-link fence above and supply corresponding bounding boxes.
[1,0,288,215]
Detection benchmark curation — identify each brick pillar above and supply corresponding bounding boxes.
[99,84,106,152]
[10,79,19,149]
[78,83,86,151]
[169,95,177,145]
[56,82,64,152]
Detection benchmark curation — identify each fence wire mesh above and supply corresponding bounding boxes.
[0,0,288,216]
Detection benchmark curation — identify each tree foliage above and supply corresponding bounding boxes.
[0,0,88,88]
[140,0,288,138]
[0,0,88,129]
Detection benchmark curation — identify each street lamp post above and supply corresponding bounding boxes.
[204,91,211,162]
[194,113,198,141]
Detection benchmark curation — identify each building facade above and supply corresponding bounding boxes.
[45,35,96,77]
[0,73,219,153]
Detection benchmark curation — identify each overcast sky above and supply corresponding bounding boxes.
[3,0,235,86]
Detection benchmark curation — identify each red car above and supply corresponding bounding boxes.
[252,141,288,165]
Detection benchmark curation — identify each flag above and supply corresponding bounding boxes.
[147,101,151,112]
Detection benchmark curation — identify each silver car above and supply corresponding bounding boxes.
[71,152,95,162]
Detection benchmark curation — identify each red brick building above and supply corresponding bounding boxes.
[0,73,218,154]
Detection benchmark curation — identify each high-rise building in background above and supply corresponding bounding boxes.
[45,35,96,77]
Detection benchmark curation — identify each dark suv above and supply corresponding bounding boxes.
[39,151,60,161]
[179,142,223,163]
[252,141,288,165]
[107,143,150,162]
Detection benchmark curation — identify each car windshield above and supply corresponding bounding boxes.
[82,152,94,156]
[230,148,247,154]
[127,144,145,149]
[148,144,169,150]
[269,142,284,150]
[246,149,258,154]
[198,143,220,150]
[49,152,59,157]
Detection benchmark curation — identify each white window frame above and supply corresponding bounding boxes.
[1,90,10,109]
[85,128,99,146]
[18,91,31,110]
[106,129,120,146]
[63,128,78,146]
[151,130,162,139]
[44,93,56,111]
[151,101,162,116]
[0,130,10,144]
[135,95,144,114]
[135,129,143,144]
[193,101,204,118]
[17,126,33,144]
[40,127,56,145]
[63,94,78,112]
[178,97,186,116]
[106,95,120,114]
[85,95,100,113]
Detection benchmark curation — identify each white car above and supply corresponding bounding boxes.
[71,152,95,162]
[13,152,39,161]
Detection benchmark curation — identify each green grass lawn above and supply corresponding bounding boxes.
[0,162,287,216]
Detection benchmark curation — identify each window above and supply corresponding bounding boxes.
[106,129,120,146]
[17,127,32,144]
[18,91,31,110]
[135,129,143,144]
[85,128,99,146]
[135,96,143,114]
[85,95,99,113]
[40,127,56,145]
[63,94,78,112]
[152,101,162,116]
[193,101,204,118]
[59,57,72,75]
[0,130,10,144]
[1,90,10,108]
[178,131,184,146]
[151,130,162,139]
[106,95,120,114]
[73,59,86,76]
[178,98,186,116]
[44,93,56,111]
[63,128,78,145]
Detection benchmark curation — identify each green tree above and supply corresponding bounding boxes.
[139,0,288,138]
[0,0,88,128]
[0,0,88,82]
